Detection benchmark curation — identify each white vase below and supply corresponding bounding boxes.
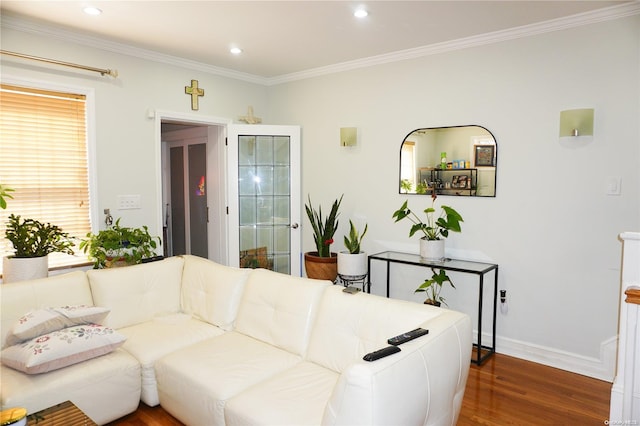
[337,251,368,277]
[2,255,48,283]
[420,238,445,261]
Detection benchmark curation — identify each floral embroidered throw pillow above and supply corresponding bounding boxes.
[5,305,110,347]
[1,324,126,374]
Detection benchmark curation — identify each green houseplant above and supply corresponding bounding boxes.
[416,268,456,306]
[0,184,14,209]
[304,194,342,280]
[79,218,160,269]
[338,220,368,277]
[3,214,75,283]
[392,192,463,260]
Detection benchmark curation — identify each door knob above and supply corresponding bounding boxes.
[290,223,299,229]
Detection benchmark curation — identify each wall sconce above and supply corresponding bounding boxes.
[559,108,594,140]
[340,127,358,147]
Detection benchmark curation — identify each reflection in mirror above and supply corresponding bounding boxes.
[399,125,497,197]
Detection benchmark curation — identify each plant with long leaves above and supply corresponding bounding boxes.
[392,192,463,240]
[305,194,343,257]
[343,219,368,254]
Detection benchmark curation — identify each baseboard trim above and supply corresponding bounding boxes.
[476,332,617,382]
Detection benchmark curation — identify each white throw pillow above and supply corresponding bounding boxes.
[5,305,110,347]
[1,324,126,374]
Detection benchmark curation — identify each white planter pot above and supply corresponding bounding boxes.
[420,238,445,261]
[337,251,368,277]
[2,255,48,283]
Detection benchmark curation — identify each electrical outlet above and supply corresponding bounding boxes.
[118,195,141,210]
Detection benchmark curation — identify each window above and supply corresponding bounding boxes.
[0,83,92,272]
[400,141,416,188]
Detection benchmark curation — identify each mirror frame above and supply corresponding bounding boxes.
[399,125,497,197]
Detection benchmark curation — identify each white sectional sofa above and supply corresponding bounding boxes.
[1,255,472,425]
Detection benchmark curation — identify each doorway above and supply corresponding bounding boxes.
[159,118,227,264]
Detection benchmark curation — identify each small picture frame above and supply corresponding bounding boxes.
[451,175,459,188]
[458,175,468,189]
[474,145,495,167]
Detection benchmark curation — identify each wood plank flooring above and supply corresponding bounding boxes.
[109,353,611,425]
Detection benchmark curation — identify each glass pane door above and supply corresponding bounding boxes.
[228,125,301,275]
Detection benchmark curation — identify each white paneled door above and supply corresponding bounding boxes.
[227,125,301,276]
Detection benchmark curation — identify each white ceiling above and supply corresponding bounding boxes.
[0,1,634,82]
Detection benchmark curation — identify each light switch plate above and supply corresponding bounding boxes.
[118,194,141,209]
[605,176,621,195]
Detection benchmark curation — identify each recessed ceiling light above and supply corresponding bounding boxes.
[230,47,243,55]
[83,7,102,16]
[354,8,368,18]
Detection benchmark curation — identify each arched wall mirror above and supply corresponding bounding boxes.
[399,125,497,197]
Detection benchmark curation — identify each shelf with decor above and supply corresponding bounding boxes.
[418,168,478,196]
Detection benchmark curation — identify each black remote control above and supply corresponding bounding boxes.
[387,328,429,346]
[363,345,401,362]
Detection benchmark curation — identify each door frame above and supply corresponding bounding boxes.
[154,110,231,264]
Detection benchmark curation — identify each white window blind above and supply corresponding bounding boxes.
[0,84,91,271]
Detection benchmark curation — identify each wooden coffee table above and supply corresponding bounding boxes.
[27,401,96,426]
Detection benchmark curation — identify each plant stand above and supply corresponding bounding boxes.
[336,273,368,291]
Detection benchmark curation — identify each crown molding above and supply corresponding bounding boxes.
[0,14,270,85]
[3,2,639,87]
[267,2,640,85]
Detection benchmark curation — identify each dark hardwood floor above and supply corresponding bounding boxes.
[109,353,611,425]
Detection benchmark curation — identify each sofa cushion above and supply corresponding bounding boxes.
[118,313,225,406]
[234,268,330,356]
[1,324,126,374]
[225,361,339,426]
[180,255,250,330]
[306,285,444,373]
[1,271,93,349]
[156,331,302,426]
[5,305,110,347]
[0,348,141,424]
[87,256,184,329]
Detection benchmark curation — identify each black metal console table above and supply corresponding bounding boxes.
[367,251,498,365]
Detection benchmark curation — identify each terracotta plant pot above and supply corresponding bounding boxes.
[304,252,338,281]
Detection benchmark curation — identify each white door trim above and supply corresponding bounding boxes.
[154,110,232,264]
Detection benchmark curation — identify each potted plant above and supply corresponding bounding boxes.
[79,218,161,269]
[416,268,455,307]
[0,183,14,209]
[392,191,463,260]
[337,220,368,277]
[304,194,342,281]
[3,214,75,283]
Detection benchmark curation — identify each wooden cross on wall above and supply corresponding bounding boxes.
[185,79,204,110]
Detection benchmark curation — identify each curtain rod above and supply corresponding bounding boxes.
[0,50,118,78]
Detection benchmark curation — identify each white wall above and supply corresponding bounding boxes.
[267,16,640,379]
[1,14,638,380]
[0,26,268,235]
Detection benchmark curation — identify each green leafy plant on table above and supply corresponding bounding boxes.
[79,218,160,268]
[392,192,463,240]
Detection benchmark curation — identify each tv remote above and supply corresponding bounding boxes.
[387,328,429,346]
[363,345,401,362]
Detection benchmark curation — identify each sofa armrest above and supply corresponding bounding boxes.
[322,314,471,426]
